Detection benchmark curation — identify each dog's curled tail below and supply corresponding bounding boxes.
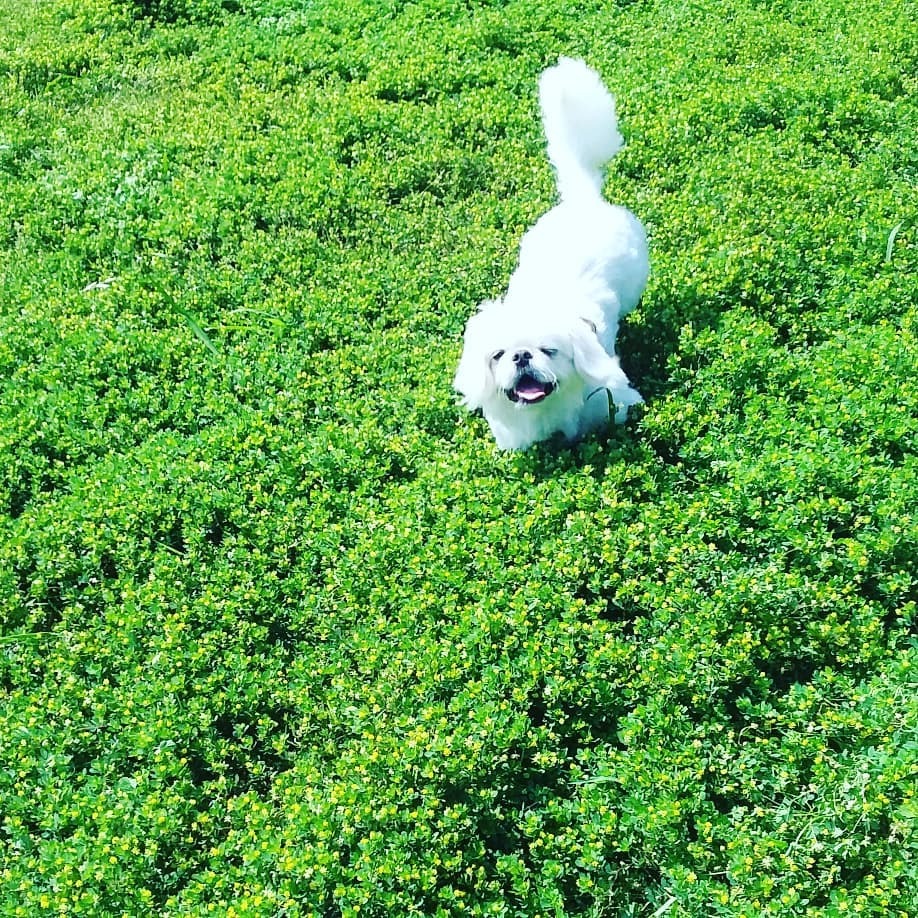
[539,57,624,204]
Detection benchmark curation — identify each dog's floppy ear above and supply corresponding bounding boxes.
[570,319,643,415]
[570,318,621,387]
[453,303,498,410]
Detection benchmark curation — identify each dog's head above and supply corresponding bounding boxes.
[453,301,620,413]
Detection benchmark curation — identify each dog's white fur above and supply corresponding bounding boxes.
[454,58,649,450]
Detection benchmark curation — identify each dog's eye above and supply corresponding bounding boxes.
[490,350,505,362]
[540,347,559,358]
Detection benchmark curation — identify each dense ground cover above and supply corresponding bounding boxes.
[1,0,916,913]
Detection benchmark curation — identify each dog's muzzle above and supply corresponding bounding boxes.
[507,372,556,405]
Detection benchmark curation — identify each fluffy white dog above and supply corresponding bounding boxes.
[453,58,649,450]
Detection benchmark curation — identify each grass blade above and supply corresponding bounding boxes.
[885,221,903,263]
[176,308,220,356]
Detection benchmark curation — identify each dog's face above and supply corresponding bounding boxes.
[454,302,615,415]
[487,338,568,407]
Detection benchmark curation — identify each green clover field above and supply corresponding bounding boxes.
[1,0,916,914]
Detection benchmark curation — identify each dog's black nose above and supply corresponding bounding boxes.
[513,349,532,365]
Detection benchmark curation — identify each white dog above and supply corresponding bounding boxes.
[453,58,649,450]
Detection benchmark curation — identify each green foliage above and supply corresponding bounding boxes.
[1,0,916,914]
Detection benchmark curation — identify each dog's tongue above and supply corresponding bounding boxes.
[515,379,549,402]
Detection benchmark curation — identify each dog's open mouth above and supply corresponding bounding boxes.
[507,374,556,405]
